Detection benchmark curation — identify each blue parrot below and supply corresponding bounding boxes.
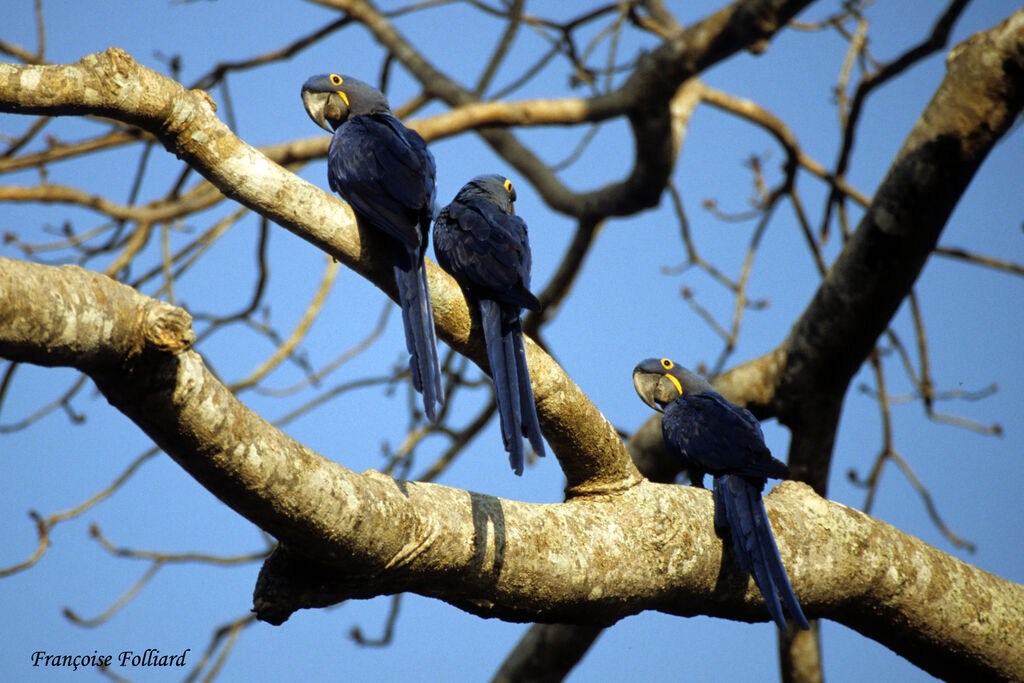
[301,74,443,422]
[632,358,809,630]
[433,175,545,475]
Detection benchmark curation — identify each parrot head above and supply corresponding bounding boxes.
[632,358,713,412]
[457,174,518,215]
[301,74,390,132]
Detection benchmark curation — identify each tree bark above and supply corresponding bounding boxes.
[1,255,1023,680]
[0,48,640,496]
[2,8,1023,682]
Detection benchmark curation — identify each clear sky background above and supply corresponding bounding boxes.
[2,1,1022,681]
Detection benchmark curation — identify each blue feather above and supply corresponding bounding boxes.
[317,85,443,422]
[714,474,808,630]
[654,375,808,630]
[511,317,545,458]
[392,245,443,422]
[434,175,545,474]
[480,299,525,474]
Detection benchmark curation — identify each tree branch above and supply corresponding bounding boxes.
[699,12,1024,441]
[315,0,814,218]
[776,9,1024,486]
[0,49,639,494]
[1,255,1023,680]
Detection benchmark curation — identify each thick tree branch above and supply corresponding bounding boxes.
[1,255,1022,680]
[704,11,1024,459]
[494,410,680,682]
[0,49,639,494]
[491,623,604,683]
[3,9,1022,680]
[776,10,1024,485]
[315,0,813,219]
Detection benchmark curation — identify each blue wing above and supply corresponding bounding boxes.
[434,197,544,474]
[326,113,442,421]
[661,390,807,629]
[434,198,538,311]
[478,300,545,474]
[327,114,435,248]
[662,392,789,479]
[714,474,809,630]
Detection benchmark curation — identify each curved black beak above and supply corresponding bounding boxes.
[302,89,346,133]
[633,366,667,413]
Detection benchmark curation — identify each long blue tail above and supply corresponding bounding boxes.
[480,299,545,475]
[393,244,443,423]
[714,474,809,630]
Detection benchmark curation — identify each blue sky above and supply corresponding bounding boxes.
[2,1,1022,681]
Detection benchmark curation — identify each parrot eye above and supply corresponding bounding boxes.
[503,178,514,194]
[330,74,343,86]
[660,358,674,369]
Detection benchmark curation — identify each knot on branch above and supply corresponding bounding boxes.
[82,47,217,146]
[82,48,144,110]
[93,46,135,69]
[252,545,357,626]
[139,302,194,355]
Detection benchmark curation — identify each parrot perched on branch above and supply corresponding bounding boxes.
[301,73,443,422]
[433,175,545,475]
[633,357,809,630]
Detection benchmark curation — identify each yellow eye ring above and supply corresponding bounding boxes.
[503,178,513,194]
[330,74,343,86]
[660,358,674,369]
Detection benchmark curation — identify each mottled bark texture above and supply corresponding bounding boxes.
[3,5,1024,681]
[1,256,1022,680]
[492,11,1024,680]
[776,11,1024,492]
[0,48,640,495]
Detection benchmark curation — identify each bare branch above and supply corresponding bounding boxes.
[777,10,1024,487]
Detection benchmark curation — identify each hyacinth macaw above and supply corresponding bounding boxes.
[633,357,809,630]
[301,73,443,422]
[433,175,545,475]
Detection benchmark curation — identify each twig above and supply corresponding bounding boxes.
[350,594,403,646]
